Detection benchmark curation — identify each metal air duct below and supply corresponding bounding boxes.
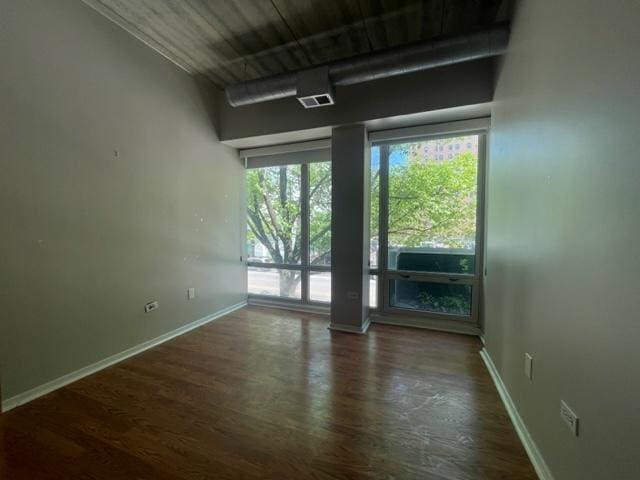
[225,24,509,108]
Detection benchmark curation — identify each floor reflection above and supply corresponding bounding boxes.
[0,306,536,480]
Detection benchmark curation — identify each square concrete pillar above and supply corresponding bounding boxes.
[330,124,370,333]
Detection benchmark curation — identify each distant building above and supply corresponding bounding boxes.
[409,136,479,162]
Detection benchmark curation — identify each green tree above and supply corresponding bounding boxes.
[388,147,477,249]
[369,141,477,264]
[308,162,332,265]
[247,140,477,297]
[246,163,332,296]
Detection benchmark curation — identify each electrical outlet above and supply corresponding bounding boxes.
[560,400,579,436]
[144,301,159,313]
[524,353,533,380]
[347,291,359,300]
[187,287,195,300]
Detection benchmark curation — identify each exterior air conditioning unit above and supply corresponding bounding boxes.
[296,66,335,109]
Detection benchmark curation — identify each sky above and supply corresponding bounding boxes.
[371,146,408,171]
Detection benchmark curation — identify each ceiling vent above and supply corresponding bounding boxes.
[298,94,335,109]
[296,66,335,109]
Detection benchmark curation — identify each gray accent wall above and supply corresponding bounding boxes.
[0,0,246,401]
[485,1,640,479]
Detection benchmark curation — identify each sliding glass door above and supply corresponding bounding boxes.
[246,154,331,306]
[372,133,485,324]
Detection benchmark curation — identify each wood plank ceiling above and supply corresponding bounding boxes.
[83,0,512,89]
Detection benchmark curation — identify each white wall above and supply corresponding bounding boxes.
[0,0,246,401]
[485,1,640,478]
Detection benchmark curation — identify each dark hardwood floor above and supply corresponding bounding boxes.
[0,306,537,479]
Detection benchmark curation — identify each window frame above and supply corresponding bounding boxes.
[242,117,489,322]
[243,141,332,307]
[371,126,488,326]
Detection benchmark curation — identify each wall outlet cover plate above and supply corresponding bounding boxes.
[560,400,579,436]
[144,301,159,313]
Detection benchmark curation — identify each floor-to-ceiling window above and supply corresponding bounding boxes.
[245,145,331,306]
[247,163,303,299]
[370,128,486,325]
[308,161,332,302]
[244,124,485,323]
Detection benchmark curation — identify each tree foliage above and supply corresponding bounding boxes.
[246,163,332,296]
[246,140,477,297]
[308,162,332,265]
[388,146,477,249]
[246,165,302,265]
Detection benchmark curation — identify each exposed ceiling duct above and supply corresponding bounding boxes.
[225,24,510,108]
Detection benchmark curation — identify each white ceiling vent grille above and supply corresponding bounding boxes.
[298,94,335,109]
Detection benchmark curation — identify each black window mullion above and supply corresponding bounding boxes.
[301,163,310,304]
[379,144,390,311]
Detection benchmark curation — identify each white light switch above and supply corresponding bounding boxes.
[187,287,196,300]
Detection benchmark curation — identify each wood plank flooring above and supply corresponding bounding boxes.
[0,306,537,479]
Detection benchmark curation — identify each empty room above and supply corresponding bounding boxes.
[1,0,638,479]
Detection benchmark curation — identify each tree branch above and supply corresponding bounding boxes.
[248,211,281,262]
[249,194,284,263]
[309,224,331,246]
[309,172,330,200]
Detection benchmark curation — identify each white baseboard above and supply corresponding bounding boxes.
[328,317,371,334]
[1,301,247,413]
[480,348,554,480]
[248,298,330,315]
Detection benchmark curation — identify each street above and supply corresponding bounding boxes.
[249,269,377,305]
